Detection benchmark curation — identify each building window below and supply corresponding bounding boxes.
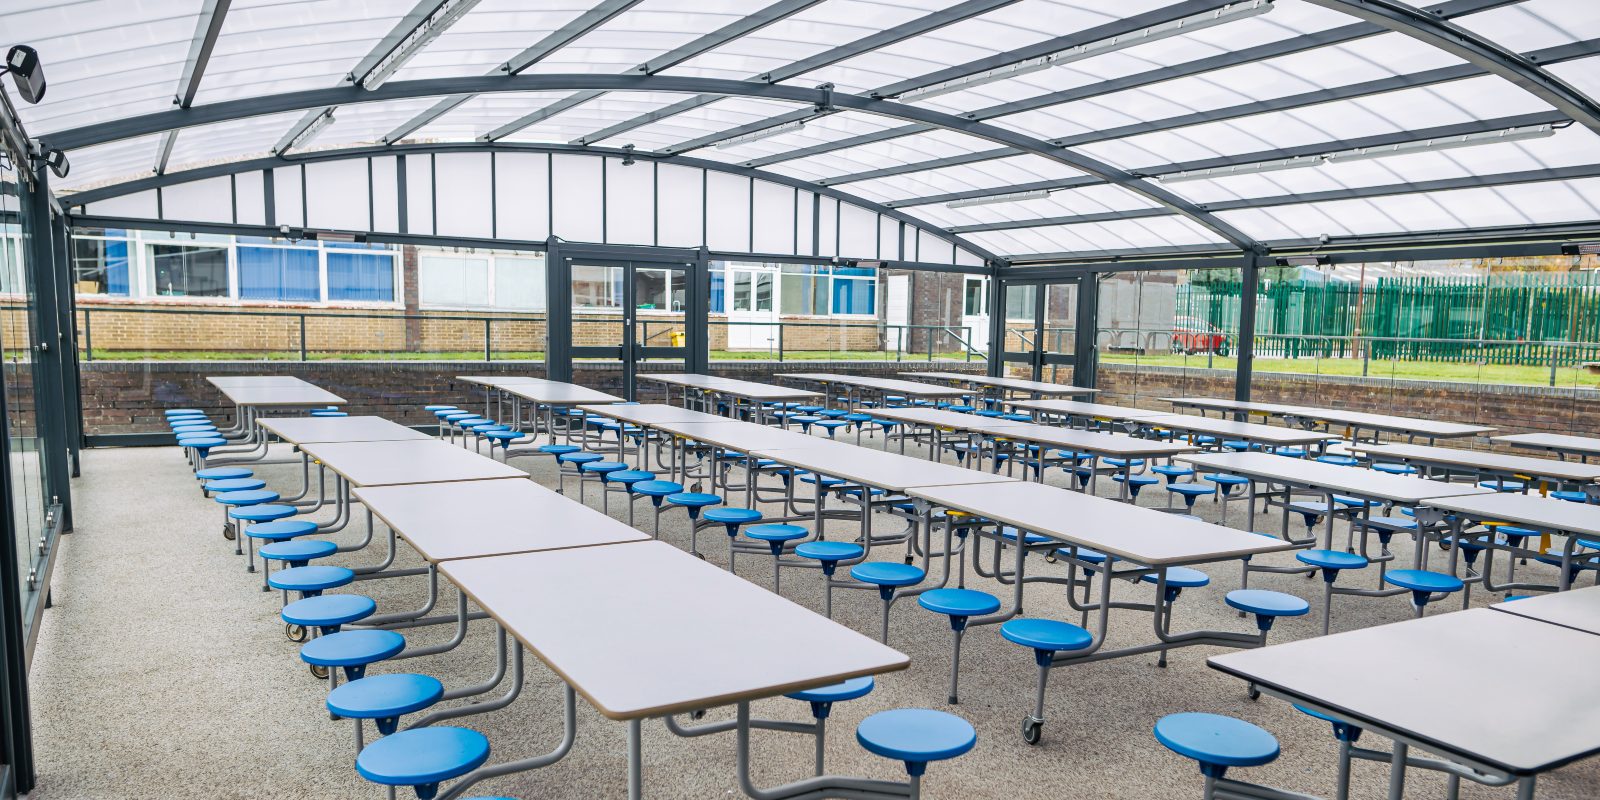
[963,278,986,316]
[1005,284,1037,321]
[491,256,544,311]
[237,242,320,301]
[148,243,228,298]
[419,254,491,307]
[709,269,725,313]
[71,234,131,295]
[570,264,622,310]
[831,266,877,316]
[778,264,824,315]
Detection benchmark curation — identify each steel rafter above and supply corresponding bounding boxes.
[480,0,828,142]
[154,0,232,175]
[381,0,645,144]
[41,73,1262,251]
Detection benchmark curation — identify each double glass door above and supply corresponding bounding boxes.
[1000,278,1080,384]
[569,259,689,397]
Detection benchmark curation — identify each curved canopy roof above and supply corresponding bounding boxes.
[8,0,1600,263]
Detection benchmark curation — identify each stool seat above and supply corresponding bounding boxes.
[795,541,864,562]
[196,467,253,481]
[1104,458,1145,468]
[1000,618,1092,652]
[1297,549,1369,571]
[786,676,874,704]
[1552,490,1591,503]
[482,430,527,443]
[1112,474,1159,486]
[744,523,808,543]
[856,709,976,765]
[328,673,444,722]
[1487,524,1540,538]
[666,492,722,508]
[1206,474,1250,486]
[704,507,761,525]
[177,436,227,448]
[850,562,925,588]
[269,565,355,594]
[282,594,376,628]
[998,527,1051,545]
[1167,484,1216,498]
[538,444,581,455]
[1225,589,1310,618]
[557,452,603,465]
[1141,566,1210,589]
[579,460,628,473]
[631,480,684,497]
[214,489,279,506]
[1152,465,1195,478]
[1371,462,1417,475]
[1056,546,1114,565]
[605,469,654,484]
[1154,712,1279,769]
[260,539,338,562]
[205,477,266,492]
[301,629,405,667]
[1317,455,1360,466]
[918,588,1000,618]
[230,504,297,523]
[1480,480,1525,492]
[1384,569,1464,593]
[423,405,457,411]
[245,519,318,540]
[1274,447,1307,458]
[355,726,490,796]
[1360,515,1417,530]
[798,472,846,487]
[166,408,205,416]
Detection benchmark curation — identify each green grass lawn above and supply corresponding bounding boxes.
[1100,352,1595,387]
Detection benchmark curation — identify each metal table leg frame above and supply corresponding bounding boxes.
[436,684,577,800]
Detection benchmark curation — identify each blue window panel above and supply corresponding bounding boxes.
[238,246,320,301]
[709,270,724,313]
[832,277,876,315]
[328,252,395,302]
[106,239,129,295]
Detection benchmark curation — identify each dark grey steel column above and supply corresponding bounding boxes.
[1233,252,1264,404]
[50,211,83,479]
[24,166,72,530]
[1073,271,1099,389]
[544,237,571,382]
[985,261,1005,377]
[685,247,710,375]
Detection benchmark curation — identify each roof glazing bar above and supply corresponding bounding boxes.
[154,0,232,175]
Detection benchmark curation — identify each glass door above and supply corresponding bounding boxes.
[998,278,1079,382]
[724,267,777,352]
[568,259,688,397]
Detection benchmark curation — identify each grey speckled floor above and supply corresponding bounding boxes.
[28,432,1600,800]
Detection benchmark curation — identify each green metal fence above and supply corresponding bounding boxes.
[1179,272,1600,365]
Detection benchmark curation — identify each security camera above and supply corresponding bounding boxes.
[3,45,45,104]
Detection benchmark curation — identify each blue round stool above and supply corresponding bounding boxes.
[1384,569,1463,617]
[918,588,1000,704]
[328,672,444,738]
[743,523,807,591]
[282,593,376,642]
[1154,712,1279,779]
[850,562,926,644]
[632,480,685,537]
[703,506,762,568]
[354,725,489,800]
[1000,618,1093,744]
[270,564,355,602]
[795,541,864,618]
[855,708,976,791]
[301,628,405,683]
[1296,549,1369,634]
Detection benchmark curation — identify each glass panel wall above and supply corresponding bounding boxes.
[1095,268,1240,412]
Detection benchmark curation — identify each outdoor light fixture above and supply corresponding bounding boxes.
[1277,255,1328,267]
[621,144,636,166]
[946,189,1050,209]
[313,231,364,243]
[714,119,805,149]
[898,0,1273,102]
[34,143,68,179]
[3,45,45,104]
[1563,242,1600,256]
[361,0,483,91]
[278,110,335,155]
[1159,123,1561,183]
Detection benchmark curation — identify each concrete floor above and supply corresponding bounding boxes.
[28,430,1600,800]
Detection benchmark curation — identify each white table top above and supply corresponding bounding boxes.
[752,441,1017,493]
[298,439,528,487]
[1140,413,1334,447]
[863,407,1035,430]
[440,541,909,720]
[206,375,314,388]
[970,421,1200,459]
[1008,399,1170,421]
[657,420,834,452]
[353,479,648,562]
[1421,491,1600,538]
[780,372,969,398]
[577,403,725,426]
[457,375,557,388]
[258,416,432,445]
[639,373,822,401]
[1280,406,1495,439]
[1492,585,1600,636]
[500,382,624,405]
[1209,609,1600,775]
[900,372,1097,396]
[905,480,1294,567]
[1493,432,1600,459]
[1180,451,1494,505]
[1349,442,1600,484]
[219,385,346,407]
[1161,396,1301,416]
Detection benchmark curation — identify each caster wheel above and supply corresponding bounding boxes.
[1247,684,1261,701]
[309,664,329,680]
[904,555,914,565]
[1021,718,1043,746]
[693,552,706,560]
[947,694,959,705]
[223,523,236,541]
[690,709,707,721]
[1044,553,1057,564]
[285,623,307,643]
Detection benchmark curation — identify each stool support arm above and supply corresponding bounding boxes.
[409,642,524,728]
[438,626,509,702]
[735,702,912,800]
[437,683,577,800]
[391,593,471,660]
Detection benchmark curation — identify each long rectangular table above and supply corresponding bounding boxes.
[1349,441,1600,486]
[780,372,969,403]
[899,371,1097,399]
[259,415,432,445]
[1008,399,1170,424]
[752,440,1017,493]
[1208,608,1600,786]
[1493,431,1600,462]
[1421,491,1600,591]
[206,375,317,388]
[203,376,349,465]
[1492,584,1600,635]
[1167,396,1495,442]
[298,439,526,487]
[1139,413,1335,449]
[640,373,821,419]
[353,478,647,562]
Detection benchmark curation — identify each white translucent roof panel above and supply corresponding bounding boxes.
[684,111,906,165]
[1074,74,1561,170]
[909,0,1354,119]
[1216,177,1600,241]
[6,1,202,135]
[302,98,454,150]
[55,134,165,192]
[609,97,817,148]
[750,129,1006,181]
[964,214,1225,255]
[1454,0,1600,53]
[1546,55,1600,103]
[661,0,956,82]
[788,0,1175,95]
[194,0,419,106]
[383,1,601,82]
[501,95,810,149]
[778,154,1083,202]
[903,184,1161,229]
[517,0,770,76]
[164,110,312,174]
[409,92,599,142]
[1162,126,1600,205]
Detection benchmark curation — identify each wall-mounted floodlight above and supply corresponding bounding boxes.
[3,45,45,104]
[1277,255,1328,267]
[31,141,67,178]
